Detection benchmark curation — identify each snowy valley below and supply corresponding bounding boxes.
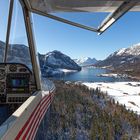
[83,82,140,115]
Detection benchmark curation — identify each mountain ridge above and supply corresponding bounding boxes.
[39,50,81,76]
[74,57,97,66]
[96,43,140,78]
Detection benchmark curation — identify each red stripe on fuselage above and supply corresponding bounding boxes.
[15,94,51,140]
[29,100,51,140]
[31,93,55,139]
[21,95,51,140]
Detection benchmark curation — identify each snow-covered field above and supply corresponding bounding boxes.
[83,82,140,115]
[59,69,78,73]
[98,73,129,79]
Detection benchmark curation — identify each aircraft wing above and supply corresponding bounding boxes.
[22,0,140,33]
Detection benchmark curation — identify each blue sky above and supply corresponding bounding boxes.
[0,0,140,60]
[33,12,140,60]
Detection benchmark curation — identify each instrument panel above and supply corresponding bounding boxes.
[0,63,36,104]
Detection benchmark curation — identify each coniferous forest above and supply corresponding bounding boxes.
[36,81,140,140]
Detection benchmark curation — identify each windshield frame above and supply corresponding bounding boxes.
[1,0,41,90]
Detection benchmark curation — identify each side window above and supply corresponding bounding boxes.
[7,0,32,69]
[0,0,10,62]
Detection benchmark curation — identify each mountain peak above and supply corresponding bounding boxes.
[74,57,97,66]
[39,50,81,71]
[116,48,126,56]
[52,50,61,54]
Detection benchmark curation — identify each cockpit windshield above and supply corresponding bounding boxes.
[0,0,36,105]
[0,0,32,69]
[7,0,32,69]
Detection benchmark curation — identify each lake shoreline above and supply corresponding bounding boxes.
[92,66,140,81]
[51,67,131,82]
[97,73,140,81]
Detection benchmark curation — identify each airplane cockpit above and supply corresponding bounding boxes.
[0,0,140,105]
[0,63,36,104]
[0,0,140,139]
[0,0,40,105]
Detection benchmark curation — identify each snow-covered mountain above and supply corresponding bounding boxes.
[96,43,140,77]
[74,57,97,66]
[0,41,81,76]
[0,41,31,68]
[39,50,81,76]
[108,43,140,58]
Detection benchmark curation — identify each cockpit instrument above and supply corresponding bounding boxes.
[0,63,36,104]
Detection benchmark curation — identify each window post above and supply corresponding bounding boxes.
[4,0,14,63]
[21,2,42,90]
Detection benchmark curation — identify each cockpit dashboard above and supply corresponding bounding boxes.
[0,63,36,104]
